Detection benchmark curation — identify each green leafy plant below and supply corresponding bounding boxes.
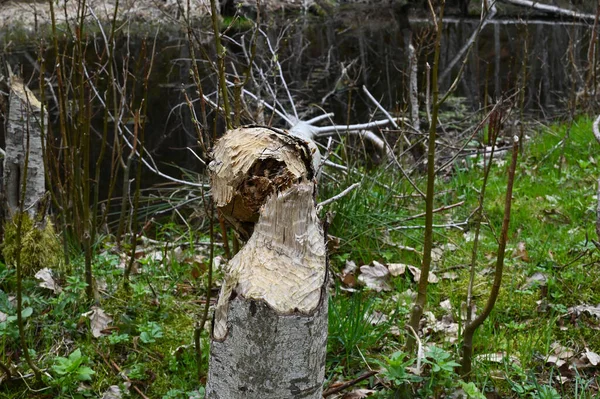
[459,381,486,399]
[139,321,164,344]
[49,348,95,395]
[420,346,461,397]
[107,332,130,345]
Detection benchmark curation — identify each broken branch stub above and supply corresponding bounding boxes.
[206,126,327,399]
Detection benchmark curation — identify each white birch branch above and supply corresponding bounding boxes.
[498,0,596,20]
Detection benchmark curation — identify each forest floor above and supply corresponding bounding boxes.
[0,114,599,398]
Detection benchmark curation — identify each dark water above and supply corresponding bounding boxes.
[1,14,595,186]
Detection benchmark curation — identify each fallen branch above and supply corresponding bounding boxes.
[399,200,465,223]
[498,0,596,20]
[322,370,379,397]
[317,182,360,210]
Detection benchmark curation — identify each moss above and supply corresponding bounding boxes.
[2,213,62,275]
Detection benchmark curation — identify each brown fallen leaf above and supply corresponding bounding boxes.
[441,272,459,281]
[358,262,391,292]
[387,263,406,277]
[584,348,600,366]
[34,268,61,294]
[513,241,531,262]
[81,306,113,338]
[521,272,547,290]
[101,386,122,399]
[567,304,600,319]
[551,342,575,360]
[406,265,438,283]
[341,260,358,287]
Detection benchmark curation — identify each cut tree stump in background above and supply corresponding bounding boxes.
[3,74,46,219]
[206,126,327,399]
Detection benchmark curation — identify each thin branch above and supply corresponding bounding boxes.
[498,0,596,20]
[317,182,360,210]
[322,370,379,397]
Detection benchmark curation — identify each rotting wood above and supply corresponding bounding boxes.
[206,126,327,399]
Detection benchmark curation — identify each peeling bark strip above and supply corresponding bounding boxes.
[3,75,46,218]
[206,126,327,399]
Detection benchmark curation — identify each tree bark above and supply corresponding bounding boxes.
[206,126,327,399]
[3,74,46,219]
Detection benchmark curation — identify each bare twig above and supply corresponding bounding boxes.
[322,370,379,397]
[317,182,360,210]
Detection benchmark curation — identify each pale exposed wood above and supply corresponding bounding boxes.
[212,181,326,340]
[206,126,327,398]
[3,75,46,218]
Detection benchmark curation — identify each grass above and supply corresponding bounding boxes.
[320,116,600,397]
[0,117,599,398]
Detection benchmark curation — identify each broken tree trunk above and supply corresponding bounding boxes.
[3,74,46,219]
[206,126,327,399]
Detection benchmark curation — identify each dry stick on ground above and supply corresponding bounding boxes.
[398,200,464,223]
[461,135,519,377]
[406,0,445,354]
[322,370,379,397]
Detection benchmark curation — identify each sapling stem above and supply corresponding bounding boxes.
[406,0,445,353]
[461,135,519,377]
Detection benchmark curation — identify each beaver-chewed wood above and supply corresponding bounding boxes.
[206,126,327,399]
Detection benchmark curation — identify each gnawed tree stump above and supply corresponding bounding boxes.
[3,74,46,219]
[1,73,60,277]
[206,126,327,399]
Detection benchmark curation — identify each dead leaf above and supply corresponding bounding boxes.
[81,306,113,338]
[546,355,566,368]
[342,388,375,398]
[406,265,438,283]
[441,272,458,281]
[341,260,358,287]
[366,311,387,326]
[101,386,122,399]
[440,299,452,312]
[34,268,61,294]
[358,262,391,292]
[521,272,547,289]
[584,348,600,366]
[343,260,358,275]
[512,241,531,262]
[387,263,406,277]
[567,304,600,318]
[0,311,6,323]
[431,247,444,263]
[551,342,575,360]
